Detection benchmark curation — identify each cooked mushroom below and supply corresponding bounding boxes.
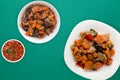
[96,53,107,62]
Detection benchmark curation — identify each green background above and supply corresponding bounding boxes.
[0,0,120,80]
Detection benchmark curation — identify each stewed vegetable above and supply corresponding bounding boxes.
[21,4,57,39]
[71,29,115,71]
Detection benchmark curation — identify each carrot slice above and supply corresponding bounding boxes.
[95,34,105,44]
[84,61,93,70]
[92,62,103,71]
[110,49,115,57]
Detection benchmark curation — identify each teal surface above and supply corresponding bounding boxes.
[0,0,120,80]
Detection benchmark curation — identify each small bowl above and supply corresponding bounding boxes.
[17,1,61,43]
[1,39,25,63]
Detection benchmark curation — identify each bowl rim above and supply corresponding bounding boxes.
[17,1,61,44]
[1,39,25,63]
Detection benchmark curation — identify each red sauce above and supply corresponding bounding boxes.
[2,40,24,61]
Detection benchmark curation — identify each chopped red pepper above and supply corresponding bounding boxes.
[106,58,113,65]
[85,34,94,41]
[76,61,84,68]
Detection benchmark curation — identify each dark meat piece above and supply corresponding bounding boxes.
[42,21,51,28]
[22,14,28,22]
[93,43,104,53]
[46,28,51,35]
[32,28,39,37]
[79,52,85,56]
[38,10,43,14]
[25,5,32,14]
[22,25,29,31]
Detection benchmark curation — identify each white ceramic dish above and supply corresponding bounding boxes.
[18,1,60,43]
[1,39,25,63]
[64,20,120,80]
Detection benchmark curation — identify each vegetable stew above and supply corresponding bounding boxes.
[20,4,57,39]
[71,29,115,71]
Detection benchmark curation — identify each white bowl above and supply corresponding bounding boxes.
[64,20,120,80]
[1,39,25,63]
[17,1,61,43]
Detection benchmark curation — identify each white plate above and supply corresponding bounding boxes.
[18,1,60,44]
[64,20,120,80]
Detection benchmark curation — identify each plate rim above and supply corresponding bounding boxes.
[64,19,120,80]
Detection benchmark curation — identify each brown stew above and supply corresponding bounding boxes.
[21,4,57,39]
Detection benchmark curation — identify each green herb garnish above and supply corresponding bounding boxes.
[6,48,13,53]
